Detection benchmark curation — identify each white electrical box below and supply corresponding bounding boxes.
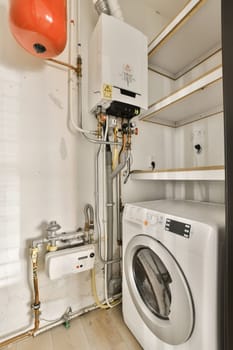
[89,13,148,118]
[45,245,95,280]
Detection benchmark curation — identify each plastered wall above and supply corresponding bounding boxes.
[0,0,224,341]
[0,0,99,339]
[145,51,224,204]
[0,0,172,340]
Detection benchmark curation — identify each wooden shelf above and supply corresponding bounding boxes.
[148,0,221,79]
[131,165,225,181]
[141,66,223,127]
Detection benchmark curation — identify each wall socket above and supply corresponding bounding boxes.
[147,155,156,169]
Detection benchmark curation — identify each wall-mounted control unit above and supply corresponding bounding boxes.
[89,13,148,119]
[45,245,95,280]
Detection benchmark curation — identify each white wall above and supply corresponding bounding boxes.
[0,0,224,342]
[122,121,174,203]
[141,52,225,204]
[171,51,225,204]
[0,0,170,341]
[119,0,168,43]
[0,0,103,340]
[148,69,176,105]
[170,113,225,203]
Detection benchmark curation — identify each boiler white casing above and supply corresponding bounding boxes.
[88,13,148,114]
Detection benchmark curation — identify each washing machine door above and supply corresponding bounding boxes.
[124,234,194,346]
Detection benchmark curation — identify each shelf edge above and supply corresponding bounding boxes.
[131,166,225,181]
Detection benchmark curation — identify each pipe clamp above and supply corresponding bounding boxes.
[31,302,41,310]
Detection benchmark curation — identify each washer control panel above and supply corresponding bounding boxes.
[165,218,191,238]
[145,213,164,225]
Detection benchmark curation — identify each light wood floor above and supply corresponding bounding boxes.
[2,305,142,350]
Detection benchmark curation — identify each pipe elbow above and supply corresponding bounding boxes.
[111,151,128,179]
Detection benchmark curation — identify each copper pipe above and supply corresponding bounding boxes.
[34,310,40,332]
[0,331,32,348]
[0,249,40,348]
[33,264,40,305]
[32,261,40,332]
[46,58,78,73]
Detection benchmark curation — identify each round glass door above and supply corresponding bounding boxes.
[124,235,194,345]
[133,247,172,320]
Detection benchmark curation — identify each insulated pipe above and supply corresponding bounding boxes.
[106,148,114,284]
[95,145,121,265]
[116,173,122,244]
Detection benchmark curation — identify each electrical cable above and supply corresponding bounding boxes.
[40,306,72,324]
[40,316,63,323]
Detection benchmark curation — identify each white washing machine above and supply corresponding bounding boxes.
[122,200,225,350]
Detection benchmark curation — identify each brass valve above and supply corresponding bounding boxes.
[31,247,39,264]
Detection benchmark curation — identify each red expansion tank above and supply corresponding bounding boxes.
[9,0,67,58]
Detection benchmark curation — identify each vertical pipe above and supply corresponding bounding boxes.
[0,248,40,348]
[116,174,122,244]
[106,147,114,286]
[77,54,83,129]
[31,251,40,332]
